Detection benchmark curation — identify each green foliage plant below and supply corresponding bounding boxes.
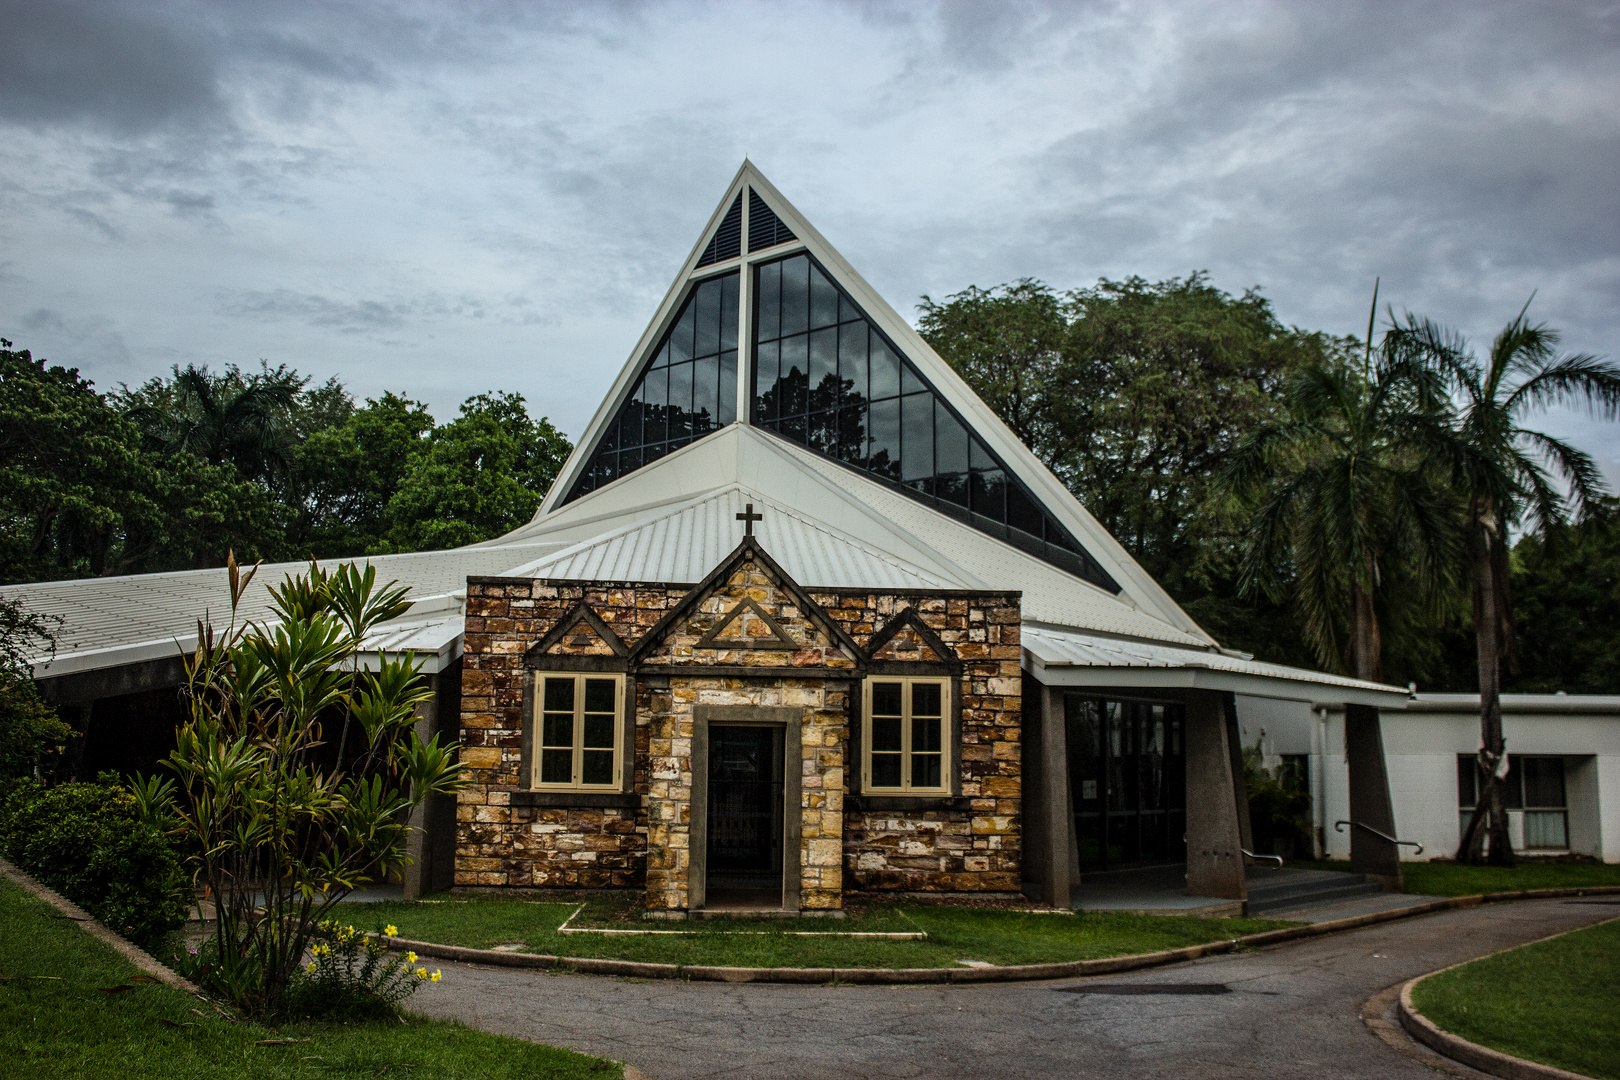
[0,776,189,949]
[0,596,73,779]
[1384,303,1620,864]
[284,917,441,1020]
[1240,740,1312,859]
[145,553,468,1014]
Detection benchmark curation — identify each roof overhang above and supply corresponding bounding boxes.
[1021,624,1411,709]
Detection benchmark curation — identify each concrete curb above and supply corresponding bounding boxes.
[1398,975,1597,1080]
[379,887,1620,985]
[0,854,198,993]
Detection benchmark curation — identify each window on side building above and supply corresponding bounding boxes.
[533,674,625,790]
[863,677,950,794]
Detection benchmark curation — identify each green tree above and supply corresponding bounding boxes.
[1507,499,1620,694]
[384,392,572,551]
[0,597,73,779]
[1386,306,1620,865]
[1224,353,1461,681]
[119,362,301,484]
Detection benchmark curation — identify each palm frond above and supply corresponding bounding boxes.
[1503,353,1620,421]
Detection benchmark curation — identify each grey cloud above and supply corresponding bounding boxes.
[0,0,224,133]
[215,289,508,334]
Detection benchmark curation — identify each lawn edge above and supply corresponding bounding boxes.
[374,887,1616,985]
[1396,917,1620,1080]
[0,854,198,993]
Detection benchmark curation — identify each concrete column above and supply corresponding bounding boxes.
[403,665,462,901]
[1345,703,1403,891]
[1038,683,1073,908]
[1185,690,1247,901]
[1223,693,1255,855]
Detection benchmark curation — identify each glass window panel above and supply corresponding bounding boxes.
[970,438,997,471]
[900,360,925,396]
[651,340,670,370]
[668,361,694,441]
[1457,755,1478,807]
[1007,482,1043,537]
[541,748,572,785]
[718,350,737,426]
[780,255,809,337]
[871,682,902,715]
[807,411,837,456]
[757,260,780,341]
[543,678,575,712]
[837,404,866,465]
[583,713,615,750]
[1522,757,1566,808]
[582,750,614,786]
[780,335,808,415]
[618,445,642,474]
[542,712,573,748]
[720,274,738,351]
[694,278,722,359]
[642,371,668,444]
[868,398,900,479]
[900,393,933,482]
[584,678,616,713]
[839,293,861,324]
[809,327,839,410]
[692,356,719,434]
[911,753,942,789]
[872,716,902,753]
[599,414,620,454]
[755,340,780,421]
[810,265,839,329]
[911,682,942,717]
[670,301,696,364]
[869,336,901,400]
[971,468,1006,521]
[618,401,642,451]
[643,441,667,464]
[1504,757,1524,809]
[780,412,806,444]
[1523,810,1568,849]
[935,403,970,474]
[839,323,869,403]
[871,753,902,788]
[912,715,941,754]
[936,472,969,508]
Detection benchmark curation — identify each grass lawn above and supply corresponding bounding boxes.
[1289,858,1620,897]
[350,892,1295,969]
[0,877,619,1079]
[1411,917,1620,1080]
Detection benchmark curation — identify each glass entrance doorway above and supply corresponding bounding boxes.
[706,725,786,898]
[1065,695,1187,870]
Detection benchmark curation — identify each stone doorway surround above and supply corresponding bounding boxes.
[690,705,805,914]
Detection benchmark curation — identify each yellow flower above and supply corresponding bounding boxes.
[414,967,428,979]
[404,951,417,964]
[383,924,399,937]
[306,962,317,973]
[430,970,442,983]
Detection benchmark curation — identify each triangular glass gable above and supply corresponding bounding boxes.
[750,252,1120,593]
[748,190,796,252]
[696,193,743,268]
[564,271,739,502]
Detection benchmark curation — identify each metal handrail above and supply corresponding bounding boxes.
[1335,820,1423,855]
[1241,848,1283,869]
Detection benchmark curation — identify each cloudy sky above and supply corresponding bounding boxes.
[3,0,1617,483]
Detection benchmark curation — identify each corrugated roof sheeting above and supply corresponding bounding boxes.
[1021,624,1396,694]
[520,488,948,591]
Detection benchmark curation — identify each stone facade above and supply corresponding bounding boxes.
[455,539,1023,910]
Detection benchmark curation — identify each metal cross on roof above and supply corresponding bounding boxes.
[736,502,763,537]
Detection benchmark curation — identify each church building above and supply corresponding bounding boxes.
[6,163,1441,916]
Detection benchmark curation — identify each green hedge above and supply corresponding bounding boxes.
[0,777,189,950]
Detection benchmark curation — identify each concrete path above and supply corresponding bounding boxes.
[407,898,1618,1079]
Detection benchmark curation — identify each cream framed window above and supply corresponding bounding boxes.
[862,677,949,794]
[533,674,624,790]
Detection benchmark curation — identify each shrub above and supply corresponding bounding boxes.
[275,918,439,1020]
[0,775,189,949]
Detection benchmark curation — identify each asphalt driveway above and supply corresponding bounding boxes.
[408,897,1617,1079]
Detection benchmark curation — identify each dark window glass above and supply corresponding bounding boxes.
[563,271,739,502]
[900,393,933,482]
[1521,757,1566,808]
[584,678,615,714]
[543,678,574,712]
[745,252,1117,590]
[582,751,614,786]
[912,682,941,717]
[872,752,902,788]
[541,749,572,785]
[871,681,902,716]
[912,752,942,789]
[780,255,809,337]
[1457,754,1478,808]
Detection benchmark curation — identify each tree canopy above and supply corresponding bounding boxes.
[0,342,572,584]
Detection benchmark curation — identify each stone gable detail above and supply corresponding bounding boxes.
[456,554,1022,911]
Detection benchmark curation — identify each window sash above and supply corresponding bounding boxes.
[863,677,949,794]
[533,674,623,790]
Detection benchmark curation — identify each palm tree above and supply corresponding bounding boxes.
[1384,303,1620,865]
[129,364,297,483]
[1225,354,1460,683]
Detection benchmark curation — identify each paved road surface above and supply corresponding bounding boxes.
[409,898,1617,1079]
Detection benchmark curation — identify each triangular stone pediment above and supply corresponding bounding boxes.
[526,601,629,663]
[632,536,861,668]
[865,608,954,665]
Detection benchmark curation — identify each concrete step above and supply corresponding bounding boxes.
[1246,869,1384,915]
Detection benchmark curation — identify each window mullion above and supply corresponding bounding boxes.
[573,678,585,786]
[901,681,913,792]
